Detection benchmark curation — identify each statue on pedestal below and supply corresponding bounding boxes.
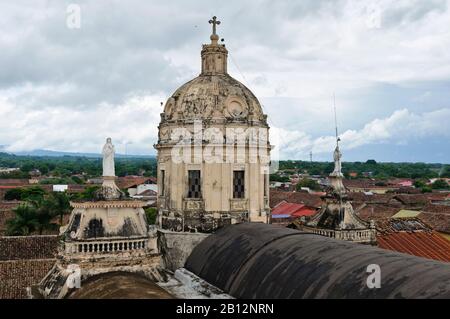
[102,137,115,177]
[99,137,123,200]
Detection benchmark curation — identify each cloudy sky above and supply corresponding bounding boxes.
[1,0,449,162]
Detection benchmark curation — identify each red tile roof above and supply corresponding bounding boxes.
[376,218,450,262]
[272,201,316,218]
[269,190,323,208]
[117,176,156,189]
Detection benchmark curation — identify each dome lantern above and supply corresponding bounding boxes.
[201,16,228,75]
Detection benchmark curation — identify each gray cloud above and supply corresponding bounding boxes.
[0,0,449,161]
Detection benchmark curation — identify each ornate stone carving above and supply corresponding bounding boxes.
[184,199,204,211]
[229,199,248,211]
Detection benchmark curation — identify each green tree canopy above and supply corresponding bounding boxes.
[6,204,39,236]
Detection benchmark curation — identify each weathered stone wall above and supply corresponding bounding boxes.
[157,229,209,271]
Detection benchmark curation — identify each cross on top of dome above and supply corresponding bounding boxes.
[208,16,221,44]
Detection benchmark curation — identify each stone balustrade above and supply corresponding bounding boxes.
[306,228,375,242]
[64,238,149,254]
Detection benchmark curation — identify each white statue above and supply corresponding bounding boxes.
[102,137,115,177]
[330,140,343,177]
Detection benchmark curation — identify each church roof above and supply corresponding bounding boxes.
[66,272,173,299]
[162,74,266,123]
[185,223,450,298]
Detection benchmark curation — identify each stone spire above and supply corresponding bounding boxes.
[201,16,228,75]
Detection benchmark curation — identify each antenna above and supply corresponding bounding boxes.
[333,93,340,146]
[310,151,313,163]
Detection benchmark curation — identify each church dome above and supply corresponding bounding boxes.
[163,74,266,123]
[161,17,267,126]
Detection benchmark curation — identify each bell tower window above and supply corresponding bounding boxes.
[187,170,201,198]
[160,170,165,196]
[233,170,245,199]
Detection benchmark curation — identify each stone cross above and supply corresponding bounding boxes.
[209,16,221,35]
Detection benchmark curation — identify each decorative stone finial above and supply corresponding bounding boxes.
[209,16,221,44]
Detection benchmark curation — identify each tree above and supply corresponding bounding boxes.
[432,179,449,189]
[4,188,23,201]
[27,197,58,235]
[21,186,47,202]
[47,192,71,225]
[77,186,100,200]
[296,178,321,191]
[421,186,432,193]
[366,159,377,165]
[269,174,290,183]
[6,204,39,236]
[414,180,426,188]
[145,208,157,225]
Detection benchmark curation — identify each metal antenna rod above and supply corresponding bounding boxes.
[333,93,339,146]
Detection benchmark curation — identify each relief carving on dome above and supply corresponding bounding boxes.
[224,96,248,119]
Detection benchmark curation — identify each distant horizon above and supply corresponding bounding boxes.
[1,147,449,165]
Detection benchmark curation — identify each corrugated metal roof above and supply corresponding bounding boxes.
[378,231,450,262]
[392,209,421,218]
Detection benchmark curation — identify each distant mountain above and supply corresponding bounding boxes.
[0,146,154,158]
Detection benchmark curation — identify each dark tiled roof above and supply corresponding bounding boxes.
[0,259,55,299]
[0,235,59,260]
[356,204,399,221]
[419,212,450,234]
[0,210,15,236]
[422,203,450,214]
[392,194,430,206]
[349,192,393,204]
